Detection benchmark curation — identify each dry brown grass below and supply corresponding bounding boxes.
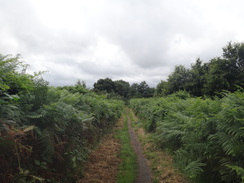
[77,119,123,183]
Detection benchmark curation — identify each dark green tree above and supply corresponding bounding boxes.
[166,65,190,94]
[203,58,230,96]
[222,42,244,87]
[93,78,115,93]
[186,58,208,96]
[138,81,154,98]
[155,41,244,97]
[114,80,130,98]
[129,83,141,98]
[155,80,168,97]
[203,42,244,96]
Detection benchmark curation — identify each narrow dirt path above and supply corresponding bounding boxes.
[130,110,188,183]
[77,110,153,183]
[77,109,187,183]
[127,109,152,183]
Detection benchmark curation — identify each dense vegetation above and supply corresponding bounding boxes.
[130,90,244,182]
[0,54,123,182]
[1,41,244,183]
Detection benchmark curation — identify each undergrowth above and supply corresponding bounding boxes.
[130,90,244,183]
[0,54,124,182]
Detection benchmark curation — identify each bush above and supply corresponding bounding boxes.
[0,54,123,182]
[130,90,244,182]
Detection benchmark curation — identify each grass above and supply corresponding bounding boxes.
[116,112,137,183]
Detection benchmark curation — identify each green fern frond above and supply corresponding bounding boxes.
[184,160,206,178]
[226,165,244,182]
[38,129,55,161]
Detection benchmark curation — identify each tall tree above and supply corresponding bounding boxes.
[93,78,115,93]
[222,42,244,87]
[186,58,207,96]
[138,81,154,98]
[203,42,244,96]
[203,58,231,96]
[167,65,190,94]
[129,82,154,98]
[114,80,130,98]
[156,42,244,97]
[155,80,168,97]
[129,83,141,98]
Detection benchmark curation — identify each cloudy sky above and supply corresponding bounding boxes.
[1,0,244,87]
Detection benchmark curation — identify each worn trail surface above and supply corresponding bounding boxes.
[78,109,186,183]
[78,110,152,183]
[127,109,152,183]
[130,110,188,183]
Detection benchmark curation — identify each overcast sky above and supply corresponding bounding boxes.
[1,0,244,88]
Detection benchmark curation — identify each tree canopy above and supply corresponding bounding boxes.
[93,78,154,99]
[156,42,244,97]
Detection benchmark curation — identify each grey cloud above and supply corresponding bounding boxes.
[1,0,244,88]
[0,1,95,57]
[79,60,134,78]
[93,0,208,69]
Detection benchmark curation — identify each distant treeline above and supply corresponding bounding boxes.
[93,78,154,99]
[93,42,244,98]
